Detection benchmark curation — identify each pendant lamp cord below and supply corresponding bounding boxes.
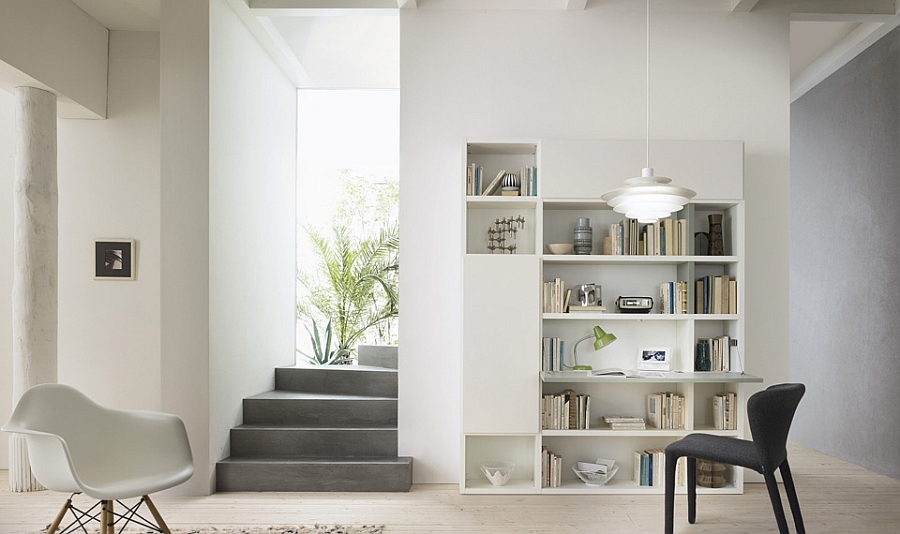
[646,0,650,170]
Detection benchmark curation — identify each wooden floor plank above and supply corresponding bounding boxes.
[1,444,898,534]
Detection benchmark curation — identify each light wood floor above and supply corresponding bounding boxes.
[2,443,898,534]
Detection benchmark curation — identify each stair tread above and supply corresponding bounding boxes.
[278,364,396,374]
[234,424,397,431]
[219,456,412,464]
[247,390,396,401]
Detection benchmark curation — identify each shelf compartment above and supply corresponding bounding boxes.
[541,478,741,495]
[463,434,539,494]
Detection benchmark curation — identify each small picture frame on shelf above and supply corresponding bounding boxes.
[637,347,673,371]
[94,239,136,280]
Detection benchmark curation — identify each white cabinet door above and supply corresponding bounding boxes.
[462,254,540,433]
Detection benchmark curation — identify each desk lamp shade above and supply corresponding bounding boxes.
[573,326,617,370]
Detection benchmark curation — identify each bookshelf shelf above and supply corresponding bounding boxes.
[460,138,751,496]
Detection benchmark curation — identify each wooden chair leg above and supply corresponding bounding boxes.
[143,494,172,534]
[780,461,806,534]
[100,500,109,534]
[106,499,115,534]
[46,498,71,534]
[664,450,679,534]
[763,470,790,534]
[687,457,697,524]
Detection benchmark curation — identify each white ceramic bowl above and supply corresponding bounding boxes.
[546,243,574,255]
[481,462,516,486]
[573,464,618,486]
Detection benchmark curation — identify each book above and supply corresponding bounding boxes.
[481,169,507,196]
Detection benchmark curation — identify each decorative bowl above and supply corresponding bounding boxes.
[572,464,618,486]
[481,462,516,486]
[546,243,574,255]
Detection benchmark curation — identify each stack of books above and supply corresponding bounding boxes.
[659,281,689,314]
[542,389,591,430]
[520,166,538,196]
[695,274,738,314]
[634,450,687,487]
[647,392,686,430]
[605,218,688,256]
[713,391,738,430]
[542,277,568,313]
[603,415,646,430]
[541,447,563,488]
[465,163,483,195]
[696,336,732,372]
[541,337,566,372]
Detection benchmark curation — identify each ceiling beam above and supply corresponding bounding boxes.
[398,0,417,8]
[751,0,897,16]
[730,0,761,12]
[791,16,900,102]
[567,0,587,10]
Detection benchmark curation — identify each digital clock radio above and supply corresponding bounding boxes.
[616,296,653,313]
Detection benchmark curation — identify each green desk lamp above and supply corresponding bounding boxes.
[572,325,617,370]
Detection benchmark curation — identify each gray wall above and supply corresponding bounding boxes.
[791,26,900,479]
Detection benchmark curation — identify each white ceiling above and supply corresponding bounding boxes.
[69,0,900,93]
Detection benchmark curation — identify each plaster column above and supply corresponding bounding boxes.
[9,86,58,492]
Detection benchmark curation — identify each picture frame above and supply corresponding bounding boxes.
[637,347,673,371]
[94,239,136,280]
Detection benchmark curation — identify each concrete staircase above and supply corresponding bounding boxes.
[216,362,412,492]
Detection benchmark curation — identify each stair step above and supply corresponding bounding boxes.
[275,365,397,397]
[243,391,397,426]
[216,456,413,492]
[230,425,397,458]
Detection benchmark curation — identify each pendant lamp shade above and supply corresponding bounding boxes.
[601,167,695,224]
[601,0,697,223]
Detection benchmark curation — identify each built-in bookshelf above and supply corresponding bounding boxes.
[460,138,761,495]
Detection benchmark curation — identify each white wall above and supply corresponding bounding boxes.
[208,0,298,483]
[399,7,791,482]
[57,31,162,412]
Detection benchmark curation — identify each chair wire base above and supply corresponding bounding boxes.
[48,493,171,534]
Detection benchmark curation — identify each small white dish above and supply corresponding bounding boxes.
[573,465,619,486]
[546,243,574,255]
[481,462,516,486]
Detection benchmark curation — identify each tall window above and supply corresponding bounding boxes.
[295,90,399,364]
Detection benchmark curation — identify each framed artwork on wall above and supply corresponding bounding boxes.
[94,239,135,280]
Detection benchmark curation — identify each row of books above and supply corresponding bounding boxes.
[542,277,569,313]
[542,389,591,430]
[541,337,566,372]
[696,274,737,314]
[697,335,732,372]
[605,218,689,256]
[541,447,563,488]
[712,391,738,430]
[634,450,687,487]
[647,392,686,430]
[659,281,689,314]
[465,165,538,197]
[604,415,646,430]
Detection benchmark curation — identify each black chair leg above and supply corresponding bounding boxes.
[780,461,805,534]
[687,457,697,524]
[763,470,790,534]
[664,451,679,534]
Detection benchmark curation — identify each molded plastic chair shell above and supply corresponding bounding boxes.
[2,383,194,500]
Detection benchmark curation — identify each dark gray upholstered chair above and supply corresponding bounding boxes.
[664,383,806,534]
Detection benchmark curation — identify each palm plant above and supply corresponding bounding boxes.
[297,222,399,363]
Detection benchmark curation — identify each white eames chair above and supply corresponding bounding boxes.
[2,383,194,534]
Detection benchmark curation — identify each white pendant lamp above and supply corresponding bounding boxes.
[601,0,695,224]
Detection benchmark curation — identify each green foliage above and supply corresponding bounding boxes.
[296,171,399,364]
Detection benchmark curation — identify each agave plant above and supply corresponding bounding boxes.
[297,317,353,366]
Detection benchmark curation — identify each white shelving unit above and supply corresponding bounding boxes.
[460,138,760,495]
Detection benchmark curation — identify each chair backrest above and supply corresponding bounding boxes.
[747,383,805,473]
[2,383,193,499]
